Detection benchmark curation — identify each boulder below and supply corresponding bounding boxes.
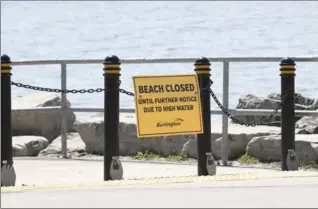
[118,121,199,157]
[77,114,280,159]
[234,94,281,125]
[312,144,318,162]
[234,93,316,126]
[181,123,280,159]
[211,134,253,160]
[296,116,318,134]
[39,133,86,157]
[166,133,270,160]
[268,93,315,106]
[13,136,49,157]
[76,115,199,156]
[246,135,317,162]
[76,116,105,154]
[311,100,318,110]
[12,92,76,142]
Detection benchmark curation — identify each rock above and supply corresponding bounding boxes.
[246,135,317,162]
[236,94,263,109]
[268,93,315,106]
[311,100,318,110]
[165,133,268,160]
[234,95,281,125]
[71,120,81,133]
[77,116,199,156]
[77,113,280,159]
[211,134,255,160]
[296,116,318,134]
[118,121,199,157]
[312,144,318,162]
[39,133,86,157]
[76,116,104,154]
[12,92,76,142]
[234,93,316,126]
[13,136,49,157]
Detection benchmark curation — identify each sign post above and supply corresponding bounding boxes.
[133,74,203,138]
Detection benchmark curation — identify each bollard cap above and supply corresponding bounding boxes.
[194,57,210,66]
[1,54,11,64]
[280,57,296,75]
[104,55,121,65]
[280,57,295,66]
[194,57,211,74]
[103,55,121,76]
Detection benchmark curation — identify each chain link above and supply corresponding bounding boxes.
[11,80,122,94]
[209,81,288,127]
[11,80,138,96]
[118,88,135,96]
[201,79,213,91]
[11,77,287,127]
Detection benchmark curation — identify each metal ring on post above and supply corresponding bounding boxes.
[286,149,299,171]
[110,156,123,180]
[206,153,217,176]
[1,164,16,187]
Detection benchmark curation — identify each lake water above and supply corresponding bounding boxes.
[1,1,318,121]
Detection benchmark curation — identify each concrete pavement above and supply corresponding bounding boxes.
[3,157,281,186]
[1,157,318,208]
[2,177,318,208]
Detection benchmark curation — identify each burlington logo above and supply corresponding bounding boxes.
[157,118,184,128]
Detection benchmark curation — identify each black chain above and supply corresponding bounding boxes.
[10,78,291,127]
[11,80,137,97]
[11,80,122,94]
[209,82,288,127]
[119,88,135,96]
[201,80,213,91]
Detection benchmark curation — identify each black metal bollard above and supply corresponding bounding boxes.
[194,57,212,176]
[280,58,296,171]
[103,55,121,181]
[1,54,16,186]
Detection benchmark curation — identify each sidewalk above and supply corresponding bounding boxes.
[9,157,282,186]
[2,157,318,208]
[3,177,318,208]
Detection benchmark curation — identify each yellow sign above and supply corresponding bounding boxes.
[133,74,203,138]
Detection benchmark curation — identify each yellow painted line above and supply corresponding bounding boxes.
[195,65,210,69]
[1,64,11,67]
[1,70,11,73]
[103,70,120,74]
[280,70,295,74]
[1,171,317,192]
[280,65,295,69]
[103,64,120,68]
[195,70,210,74]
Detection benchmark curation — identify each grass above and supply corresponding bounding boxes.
[132,151,318,171]
[133,150,189,162]
[300,161,318,170]
[133,150,160,160]
[236,153,318,170]
[237,153,260,165]
[167,152,188,162]
[269,161,318,170]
